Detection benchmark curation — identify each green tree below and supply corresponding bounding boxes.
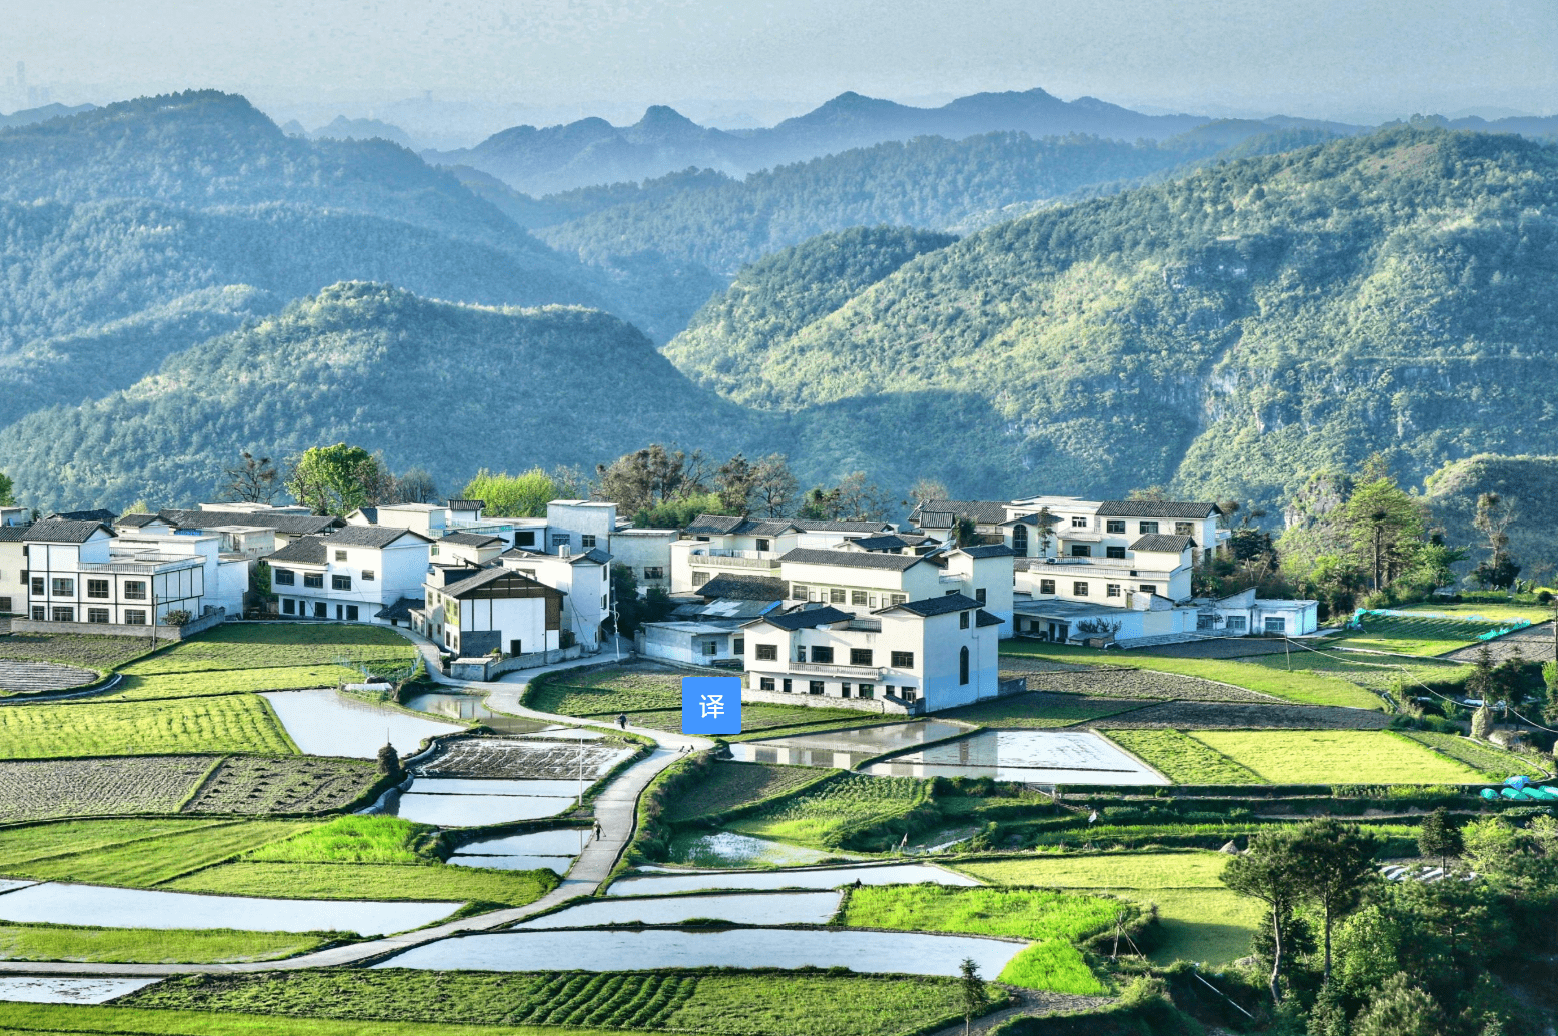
[1471,492,1520,590]
[713,453,756,513]
[595,444,707,516]
[1416,808,1464,872]
[1307,981,1350,1036]
[285,443,392,516]
[1467,643,1497,704]
[749,454,799,517]
[1340,466,1427,594]
[396,467,438,504]
[0,470,16,507]
[463,468,556,517]
[1295,819,1378,983]
[1351,974,1445,1036]
[958,958,986,1036]
[1223,825,1309,1003]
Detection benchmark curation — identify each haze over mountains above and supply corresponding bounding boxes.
[2,86,1558,536]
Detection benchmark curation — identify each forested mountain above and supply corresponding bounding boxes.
[427,87,1212,194]
[0,102,96,129]
[664,128,1558,509]
[0,283,768,511]
[1424,454,1558,581]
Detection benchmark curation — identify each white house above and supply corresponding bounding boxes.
[120,507,340,547]
[612,527,678,594]
[348,500,525,548]
[1193,587,1319,637]
[905,500,1010,542]
[636,596,778,665]
[996,497,1229,561]
[499,547,612,650]
[741,593,1002,713]
[670,515,896,594]
[0,526,27,615]
[431,533,506,568]
[777,543,1016,636]
[544,500,618,556]
[267,526,431,623]
[413,564,564,659]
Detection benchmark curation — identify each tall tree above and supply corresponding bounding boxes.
[750,454,799,517]
[1294,819,1377,983]
[832,471,891,522]
[910,478,950,505]
[0,470,14,507]
[1472,492,1520,590]
[221,450,279,503]
[714,453,756,513]
[1223,826,1308,1003]
[463,468,556,518]
[396,467,438,504]
[958,958,985,1036]
[1417,808,1464,873]
[1340,466,1427,593]
[595,444,707,515]
[285,443,391,516]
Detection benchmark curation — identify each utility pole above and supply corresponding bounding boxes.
[1285,636,1291,671]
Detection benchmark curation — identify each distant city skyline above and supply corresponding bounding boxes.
[4,0,1554,143]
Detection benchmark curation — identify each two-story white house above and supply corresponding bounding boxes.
[741,593,1001,713]
[498,547,612,650]
[266,526,431,623]
[611,527,678,594]
[671,515,897,594]
[777,543,1016,636]
[544,500,618,556]
[414,564,564,659]
[905,500,1011,543]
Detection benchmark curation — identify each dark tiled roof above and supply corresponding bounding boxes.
[161,509,341,535]
[910,499,1008,526]
[47,509,116,523]
[22,520,112,544]
[695,574,788,601]
[683,514,746,535]
[791,519,896,534]
[1097,500,1221,519]
[329,526,432,548]
[0,526,28,542]
[850,535,912,552]
[500,547,613,565]
[441,533,504,547]
[375,597,424,622]
[446,499,484,510]
[957,544,1016,559]
[442,566,556,598]
[115,513,162,528]
[1130,534,1196,553]
[755,605,855,631]
[779,548,923,571]
[352,507,379,524]
[975,609,1003,627]
[265,537,328,564]
[883,593,981,617]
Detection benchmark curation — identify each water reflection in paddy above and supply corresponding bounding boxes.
[607,863,979,897]
[515,891,841,929]
[728,721,971,769]
[0,976,160,1004]
[863,729,1168,785]
[665,830,847,868]
[262,689,460,759]
[379,926,1023,976]
[449,828,589,872]
[402,691,551,735]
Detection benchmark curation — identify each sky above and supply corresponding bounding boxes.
[4,0,1555,138]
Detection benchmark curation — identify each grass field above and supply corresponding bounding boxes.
[996,940,1109,994]
[0,633,153,675]
[247,817,432,865]
[727,774,931,848]
[1187,730,1487,784]
[1396,602,1555,623]
[121,969,972,1036]
[941,693,1150,729]
[999,642,1383,710]
[1328,613,1516,656]
[0,756,213,823]
[127,625,416,676]
[101,666,369,701]
[1234,649,1467,695]
[1100,730,1262,785]
[0,923,328,963]
[1396,731,1547,780]
[0,695,296,759]
[842,884,1121,944]
[164,861,556,907]
[0,1003,599,1036]
[0,819,316,886]
[524,667,690,716]
[660,762,830,822]
[955,851,1259,966]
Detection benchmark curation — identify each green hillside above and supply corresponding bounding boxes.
[0,283,766,511]
[1424,454,1558,582]
[665,128,1558,506]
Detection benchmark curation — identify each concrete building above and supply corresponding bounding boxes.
[670,515,898,594]
[611,528,678,594]
[778,543,1015,636]
[499,547,612,650]
[120,507,339,547]
[267,526,431,623]
[414,564,564,659]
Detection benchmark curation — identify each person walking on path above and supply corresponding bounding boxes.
[592,820,603,841]
[617,713,628,730]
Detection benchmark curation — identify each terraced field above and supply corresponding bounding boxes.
[0,633,154,679]
[124,625,417,676]
[727,774,931,849]
[1330,612,1517,656]
[0,696,295,759]
[183,757,380,814]
[1188,730,1487,784]
[661,761,830,822]
[940,692,1150,728]
[0,756,213,823]
[1101,729,1261,784]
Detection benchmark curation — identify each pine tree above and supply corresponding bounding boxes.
[1416,807,1463,872]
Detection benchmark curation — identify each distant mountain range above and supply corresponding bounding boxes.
[0,102,97,129]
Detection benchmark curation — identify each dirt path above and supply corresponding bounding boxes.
[926,987,1116,1036]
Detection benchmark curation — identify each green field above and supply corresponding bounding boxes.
[660,762,830,822]
[0,923,328,963]
[0,819,316,886]
[1187,730,1487,784]
[727,774,931,848]
[101,666,369,701]
[955,851,1259,966]
[996,940,1109,994]
[941,693,1150,729]
[1234,648,1467,695]
[1101,729,1262,785]
[248,817,432,865]
[0,695,296,759]
[164,861,556,907]
[183,756,380,814]
[1396,731,1547,780]
[121,969,973,1036]
[1396,602,1554,623]
[1328,613,1516,656]
[126,625,417,676]
[999,642,1383,710]
[0,1003,597,1036]
[0,633,154,676]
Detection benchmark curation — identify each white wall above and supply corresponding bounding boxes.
[545,501,616,555]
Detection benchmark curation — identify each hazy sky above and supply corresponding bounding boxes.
[5,0,1555,127]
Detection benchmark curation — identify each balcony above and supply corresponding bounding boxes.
[789,661,884,679]
[690,549,780,571]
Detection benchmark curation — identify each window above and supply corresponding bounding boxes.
[1264,616,1287,634]
[0,597,9,613]
[85,579,109,599]
[1227,615,1248,633]
[516,531,536,547]
[850,648,873,666]
[125,580,148,600]
[1011,525,1028,552]
[51,606,74,622]
[581,534,596,548]
[1106,546,1126,559]
[901,688,917,702]
[702,640,718,656]
[891,650,915,668]
[273,569,294,586]
[1070,515,1087,528]
[829,589,846,604]
[1138,584,1158,595]
[889,594,906,606]
[811,646,835,664]
[857,684,874,699]
[1107,583,1122,598]
[1039,578,1056,594]
[851,590,869,606]
[795,646,806,663]
[1073,581,1090,596]
[346,605,359,621]
[31,606,45,620]
[792,585,808,601]
[759,677,775,691]
[960,611,970,629]
[51,578,74,596]
[430,546,439,556]
[336,605,343,620]
[313,602,326,618]
[692,571,710,587]
[601,595,608,609]
[1175,522,1195,537]
[304,573,324,589]
[975,588,986,604]
[959,645,970,685]
[945,589,958,596]
[755,538,770,552]
[282,599,295,614]
[755,644,778,661]
[332,575,352,591]
[643,567,663,580]
[841,684,851,697]
[1138,521,1159,535]
[30,576,44,596]
[1106,519,1126,534]
[1070,544,1091,557]
[809,681,825,695]
[334,550,347,562]
[87,607,109,623]
[782,679,792,693]
[361,570,375,581]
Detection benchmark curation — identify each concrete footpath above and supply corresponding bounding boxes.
[0,635,710,977]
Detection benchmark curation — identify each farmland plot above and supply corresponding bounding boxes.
[0,757,212,823]
[0,696,295,759]
[414,737,635,780]
[100,665,368,701]
[0,633,152,676]
[1101,730,1261,785]
[0,660,98,694]
[125,624,416,676]
[182,756,379,814]
[1187,730,1487,784]
[728,774,930,848]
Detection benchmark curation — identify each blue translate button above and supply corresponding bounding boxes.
[681,676,741,735]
